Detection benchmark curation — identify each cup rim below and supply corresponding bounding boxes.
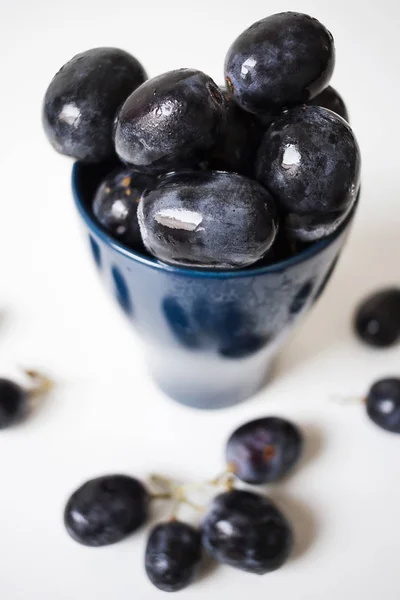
[72,161,353,280]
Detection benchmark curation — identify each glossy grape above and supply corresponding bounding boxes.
[209,89,263,177]
[138,170,278,269]
[145,521,202,592]
[64,475,149,546]
[366,379,400,433]
[354,288,400,348]
[114,69,226,173]
[256,106,361,241]
[43,48,146,162]
[92,167,155,251]
[309,85,349,122]
[226,417,303,483]
[224,12,335,115]
[202,490,293,574]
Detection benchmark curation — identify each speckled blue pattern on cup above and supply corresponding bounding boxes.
[72,161,354,409]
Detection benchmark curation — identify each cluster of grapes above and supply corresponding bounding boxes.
[43,12,361,271]
[62,392,400,594]
[0,296,399,597]
[64,417,302,592]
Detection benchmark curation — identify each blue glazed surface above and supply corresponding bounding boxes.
[72,161,354,409]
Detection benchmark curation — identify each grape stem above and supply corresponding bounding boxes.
[24,369,54,411]
[209,463,237,491]
[149,465,239,520]
[329,394,363,406]
[25,369,54,398]
[149,474,205,519]
[151,493,173,500]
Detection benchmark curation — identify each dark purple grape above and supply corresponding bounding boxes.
[64,475,149,547]
[202,490,293,574]
[145,521,202,592]
[366,379,400,434]
[138,170,278,269]
[251,228,302,267]
[256,106,361,242]
[354,288,400,348]
[209,90,263,177]
[226,417,303,484]
[43,48,146,162]
[224,12,335,115]
[114,69,226,173]
[309,85,349,121]
[92,167,155,251]
[0,379,28,429]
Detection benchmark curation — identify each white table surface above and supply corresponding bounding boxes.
[1,0,400,598]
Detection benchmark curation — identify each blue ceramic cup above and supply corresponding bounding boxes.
[73,161,354,409]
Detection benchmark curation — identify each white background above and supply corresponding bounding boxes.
[0,0,400,598]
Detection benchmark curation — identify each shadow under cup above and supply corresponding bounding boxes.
[73,161,354,409]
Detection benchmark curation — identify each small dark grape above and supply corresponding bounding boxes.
[0,379,29,429]
[92,167,155,251]
[354,288,400,348]
[226,417,303,484]
[309,85,349,122]
[366,379,400,433]
[64,475,149,547]
[209,90,263,177]
[145,520,202,592]
[202,490,293,574]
